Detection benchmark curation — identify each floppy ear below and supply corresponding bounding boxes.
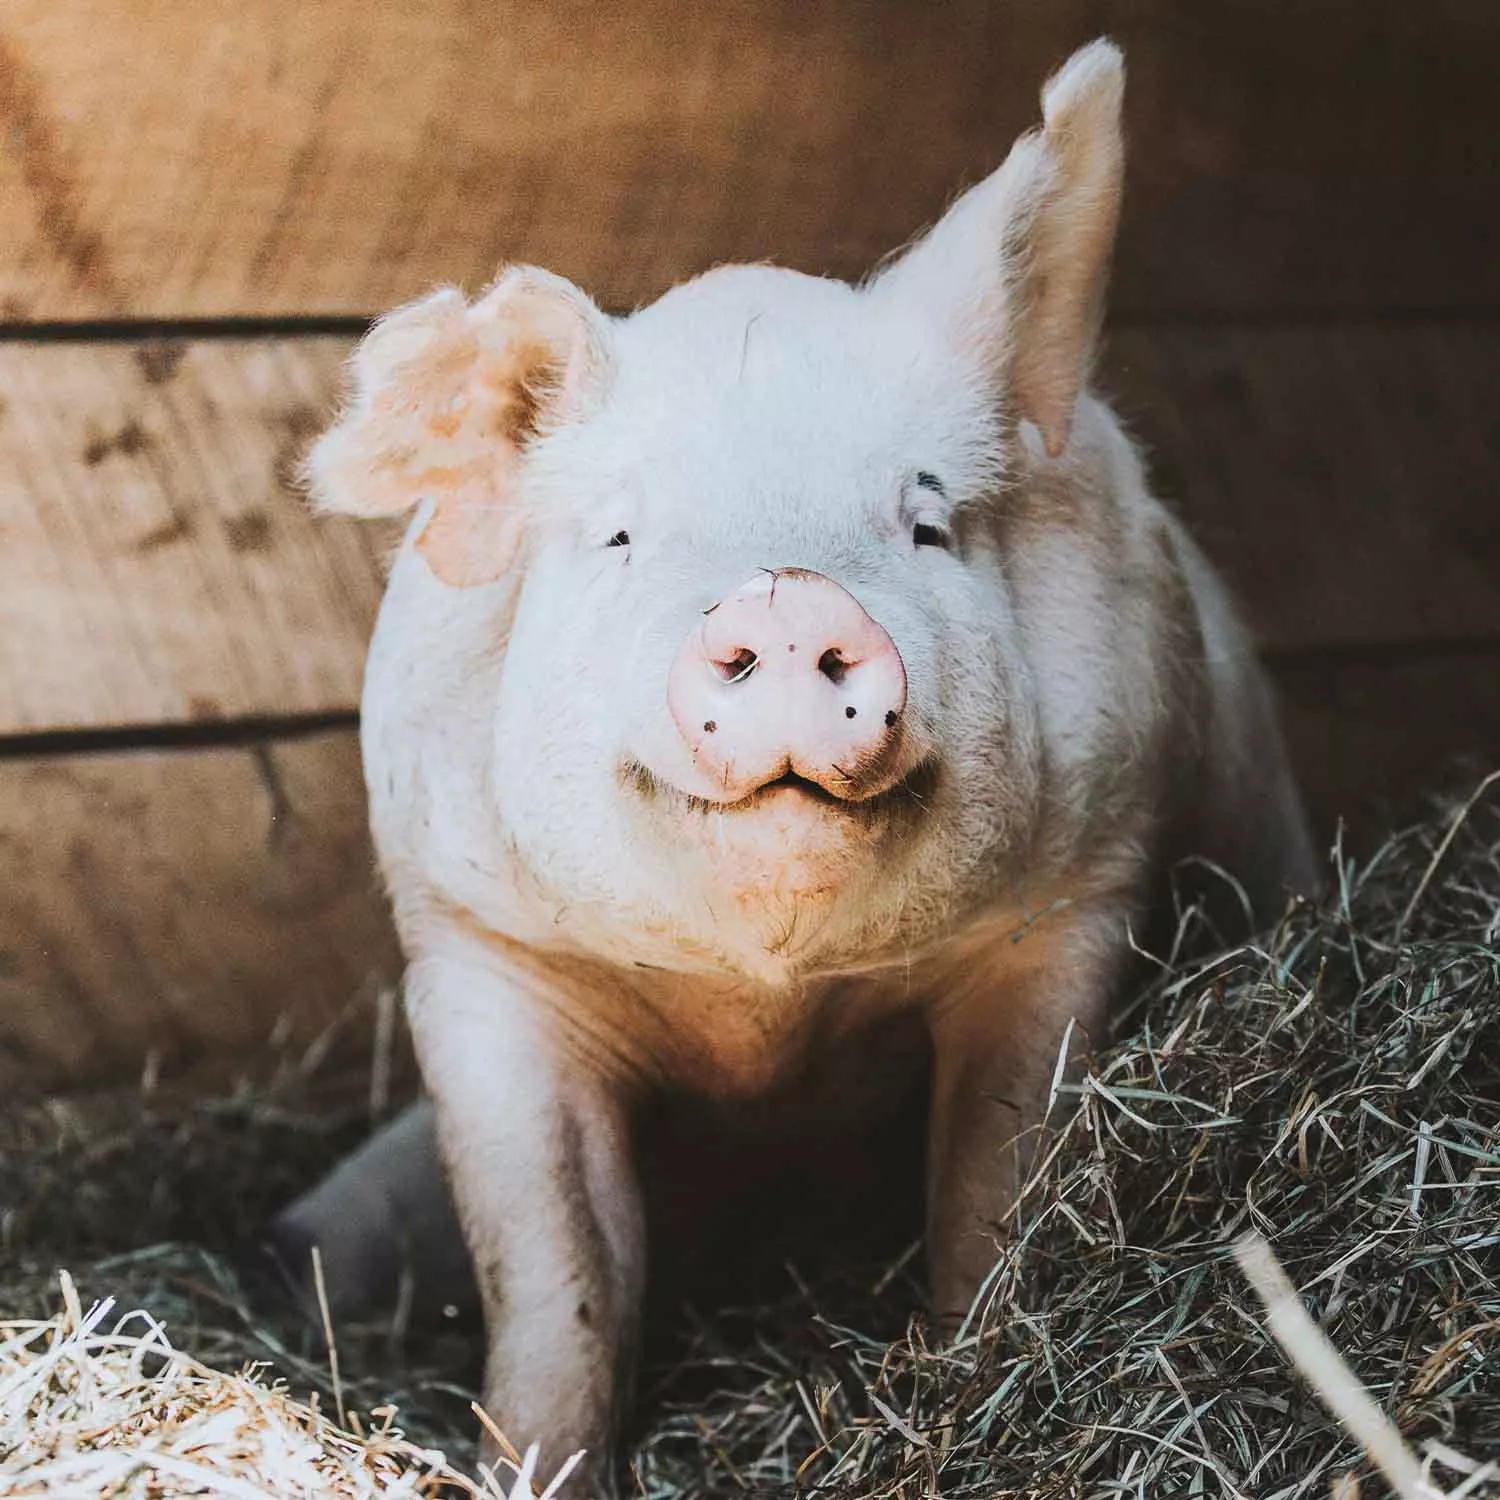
[873,39,1124,458]
[305,266,611,586]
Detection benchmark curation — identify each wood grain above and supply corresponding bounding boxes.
[0,337,389,734]
[2,325,1495,737]
[0,728,400,1096]
[0,1,1495,322]
[1105,324,1500,651]
[1274,647,1500,849]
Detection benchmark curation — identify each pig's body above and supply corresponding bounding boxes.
[273,41,1315,1495]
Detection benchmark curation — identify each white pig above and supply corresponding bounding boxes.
[274,39,1315,1495]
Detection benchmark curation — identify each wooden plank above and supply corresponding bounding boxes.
[2,651,1496,1095]
[0,1,1496,322]
[2,326,1496,737]
[0,338,390,734]
[1103,325,1500,651]
[1272,648,1500,850]
[0,728,400,1096]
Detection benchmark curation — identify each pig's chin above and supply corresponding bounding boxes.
[623,759,937,909]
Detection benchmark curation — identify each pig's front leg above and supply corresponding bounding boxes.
[924,908,1125,1320]
[406,943,644,1497]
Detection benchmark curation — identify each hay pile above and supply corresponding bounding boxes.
[0,1270,526,1498]
[2,775,1497,1498]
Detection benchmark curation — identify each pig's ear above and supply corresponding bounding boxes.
[305,267,611,587]
[874,39,1124,458]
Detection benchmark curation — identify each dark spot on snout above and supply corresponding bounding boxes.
[845,705,857,719]
[787,643,796,653]
[885,709,898,727]
[575,1300,592,1326]
[703,720,717,733]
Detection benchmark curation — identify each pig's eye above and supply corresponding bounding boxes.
[605,530,631,548]
[910,473,951,549]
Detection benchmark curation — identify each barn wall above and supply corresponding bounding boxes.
[2,0,1498,1091]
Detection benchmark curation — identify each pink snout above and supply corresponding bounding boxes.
[667,569,908,803]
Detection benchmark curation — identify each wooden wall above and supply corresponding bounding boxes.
[2,1,1498,1093]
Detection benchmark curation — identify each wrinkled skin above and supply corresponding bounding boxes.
[270,40,1316,1496]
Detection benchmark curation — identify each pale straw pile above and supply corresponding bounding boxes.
[0,1268,580,1498]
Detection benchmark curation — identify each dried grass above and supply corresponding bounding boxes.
[2,775,1498,1497]
[1,1267,474,1498]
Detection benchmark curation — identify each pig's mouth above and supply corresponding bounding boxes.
[751,771,859,806]
[624,758,939,821]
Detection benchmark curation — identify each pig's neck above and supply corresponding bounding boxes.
[416,881,1083,1105]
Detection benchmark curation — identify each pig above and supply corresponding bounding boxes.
[271,38,1316,1495]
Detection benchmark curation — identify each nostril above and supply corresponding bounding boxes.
[818,648,850,684]
[714,647,759,684]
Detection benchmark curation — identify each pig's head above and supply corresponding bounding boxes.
[308,41,1126,980]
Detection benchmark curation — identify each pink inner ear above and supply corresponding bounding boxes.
[407,322,575,587]
[309,268,604,581]
[1018,355,1081,459]
[357,319,541,585]
[416,479,525,588]
[408,284,608,586]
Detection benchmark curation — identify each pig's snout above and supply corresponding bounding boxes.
[667,569,909,803]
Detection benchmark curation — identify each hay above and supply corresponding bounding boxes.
[2,774,1498,1498]
[1,1269,483,1498]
